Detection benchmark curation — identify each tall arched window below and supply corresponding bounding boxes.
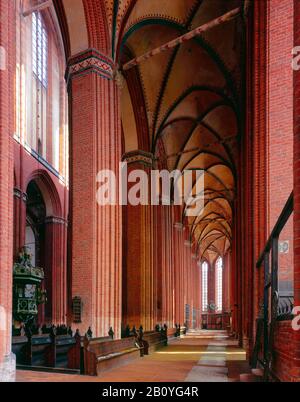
[202,262,208,312]
[215,257,223,312]
[15,2,68,177]
[32,11,48,157]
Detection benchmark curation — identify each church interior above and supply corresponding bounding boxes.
[0,0,299,383]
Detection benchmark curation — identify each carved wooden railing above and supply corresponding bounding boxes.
[253,192,294,380]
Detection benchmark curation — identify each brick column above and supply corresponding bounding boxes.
[122,150,154,330]
[153,205,163,324]
[293,0,300,381]
[0,0,15,382]
[44,217,68,325]
[67,49,122,338]
[174,222,184,325]
[191,254,198,329]
[252,0,268,343]
[223,252,231,313]
[162,204,174,327]
[13,188,27,257]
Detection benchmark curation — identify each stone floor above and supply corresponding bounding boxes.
[16,330,247,382]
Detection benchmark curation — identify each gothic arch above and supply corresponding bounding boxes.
[25,170,62,218]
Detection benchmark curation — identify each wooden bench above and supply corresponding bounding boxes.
[67,333,83,372]
[84,336,142,376]
[167,327,177,341]
[13,333,81,370]
[51,334,77,368]
[27,334,53,367]
[12,336,28,365]
[142,331,166,353]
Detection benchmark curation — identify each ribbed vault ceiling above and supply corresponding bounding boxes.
[59,0,244,264]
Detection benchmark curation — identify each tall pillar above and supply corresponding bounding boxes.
[161,205,169,326]
[44,217,68,324]
[223,252,231,312]
[0,0,15,382]
[191,254,198,329]
[122,150,153,330]
[13,188,26,257]
[174,222,184,325]
[292,0,300,381]
[154,204,163,324]
[252,0,268,341]
[163,205,174,328]
[184,240,192,327]
[67,49,122,338]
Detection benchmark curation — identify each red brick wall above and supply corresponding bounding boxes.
[273,321,295,381]
[293,0,300,380]
[69,58,122,338]
[266,0,295,380]
[268,0,294,284]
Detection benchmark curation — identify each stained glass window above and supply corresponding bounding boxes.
[216,257,223,312]
[202,262,208,312]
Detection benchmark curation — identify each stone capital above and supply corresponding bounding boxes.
[66,48,115,84]
[14,188,27,203]
[122,150,154,168]
[44,216,68,226]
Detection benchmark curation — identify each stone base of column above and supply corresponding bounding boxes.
[0,353,16,382]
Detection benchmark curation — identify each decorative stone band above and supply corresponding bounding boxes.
[45,216,68,226]
[122,150,154,168]
[14,188,27,203]
[66,48,114,85]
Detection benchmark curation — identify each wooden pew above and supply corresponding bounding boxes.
[13,332,83,372]
[13,333,79,367]
[142,331,166,353]
[167,327,177,341]
[67,333,83,372]
[51,334,77,368]
[12,336,28,365]
[27,334,53,367]
[84,336,142,376]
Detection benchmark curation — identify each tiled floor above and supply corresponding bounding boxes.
[16,331,247,382]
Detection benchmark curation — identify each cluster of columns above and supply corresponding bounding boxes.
[66,48,205,336]
[121,153,203,331]
[68,49,122,338]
